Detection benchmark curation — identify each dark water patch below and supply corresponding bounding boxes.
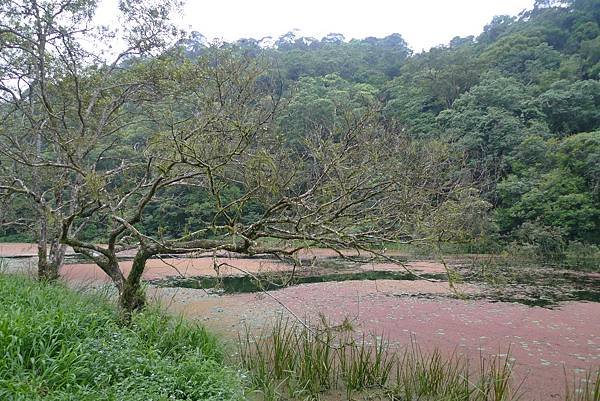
[476,290,600,308]
[150,270,447,294]
[570,289,600,302]
[470,286,600,308]
[459,263,600,306]
[0,255,37,260]
[489,296,558,308]
[150,268,599,308]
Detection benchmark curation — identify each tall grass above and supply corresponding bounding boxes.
[389,346,525,401]
[238,316,599,401]
[0,274,243,401]
[238,316,518,401]
[565,369,600,401]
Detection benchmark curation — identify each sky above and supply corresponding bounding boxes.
[97,0,536,52]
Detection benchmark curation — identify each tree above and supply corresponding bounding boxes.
[0,2,463,315]
[539,79,600,135]
[382,41,481,137]
[437,74,548,200]
[278,74,378,145]
[479,33,562,85]
[51,48,482,314]
[496,131,600,242]
[0,0,182,280]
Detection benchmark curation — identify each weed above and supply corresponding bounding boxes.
[564,368,600,401]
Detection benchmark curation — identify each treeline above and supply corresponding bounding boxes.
[173,0,600,250]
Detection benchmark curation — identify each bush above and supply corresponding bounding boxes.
[564,242,600,270]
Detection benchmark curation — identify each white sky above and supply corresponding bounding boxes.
[97,0,536,52]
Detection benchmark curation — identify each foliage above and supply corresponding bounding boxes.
[0,275,242,401]
[241,0,600,248]
[539,80,600,134]
[277,74,378,146]
[497,131,600,243]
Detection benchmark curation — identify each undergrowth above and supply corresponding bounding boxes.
[0,274,242,401]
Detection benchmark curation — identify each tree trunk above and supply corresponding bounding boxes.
[102,257,126,295]
[118,249,150,315]
[37,216,67,281]
[36,218,55,281]
[47,238,66,280]
[68,240,153,317]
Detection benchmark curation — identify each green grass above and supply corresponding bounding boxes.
[238,316,600,401]
[238,316,520,401]
[0,274,243,401]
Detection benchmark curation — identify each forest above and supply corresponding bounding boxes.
[217,0,600,252]
[3,0,598,258]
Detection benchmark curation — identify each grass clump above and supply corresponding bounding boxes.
[565,369,600,401]
[0,274,243,401]
[239,316,600,401]
[238,316,519,401]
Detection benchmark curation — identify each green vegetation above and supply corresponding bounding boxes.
[0,275,242,401]
[239,316,599,401]
[240,316,518,401]
[4,0,599,260]
[218,0,600,251]
[0,274,597,401]
[258,0,600,265]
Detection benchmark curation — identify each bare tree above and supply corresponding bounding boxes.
[55,48,484,314]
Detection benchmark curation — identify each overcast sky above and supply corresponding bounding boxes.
[98,0,536,52]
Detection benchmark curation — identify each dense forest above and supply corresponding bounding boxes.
[181,0,600,253]
[1,0,599,265]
